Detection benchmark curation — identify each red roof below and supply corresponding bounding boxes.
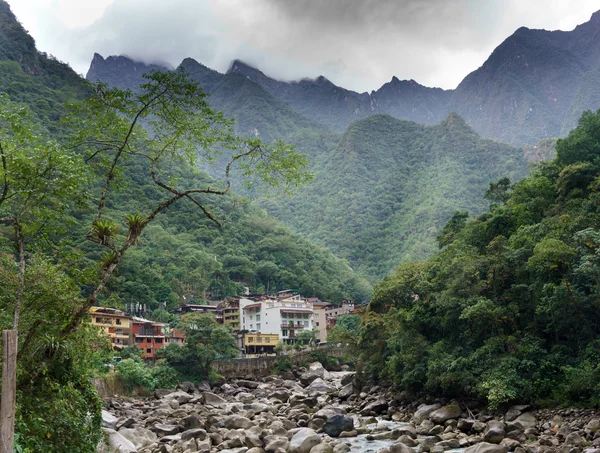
[243,303,262,310]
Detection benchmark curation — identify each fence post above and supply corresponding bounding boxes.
[1,330,17,453]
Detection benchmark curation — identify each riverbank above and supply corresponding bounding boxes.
[98,363,600,453]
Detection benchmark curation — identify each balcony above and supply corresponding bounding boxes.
[281,323,305,330]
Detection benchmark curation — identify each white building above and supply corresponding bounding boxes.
[240,293,314,344]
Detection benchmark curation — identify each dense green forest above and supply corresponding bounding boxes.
[359,109,600,407]
[263,114,529,280]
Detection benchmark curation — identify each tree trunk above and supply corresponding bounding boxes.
[1,330,17,453]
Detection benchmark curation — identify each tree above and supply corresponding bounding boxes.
[159,313,237,380]
[62,68,311,336]
[327,314,361,347]
[296,329,318,347]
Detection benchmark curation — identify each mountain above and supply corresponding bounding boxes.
[0,0,372,303]
[262,113,528,280]
[225,11,600,146]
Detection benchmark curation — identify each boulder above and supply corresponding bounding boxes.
[413,403,441,424]
[164,390,193,405]
[99,428,137,453]
[323,414,354,438]
[338,383,354,400]
[224,415,252,429]
[182,414,202,430]
[301,362,327,385]
[102,410,118,429]
[202,391,227,407]
[390,442,413,453]
[430,403,461,424]
[565,433,585,447]
[176,381,196,393]
[362,398,388,415]
[153,388,174,399]
[118,427,157,449]
[181,428,208,442]
[307,378,335,393]
[465,442,509,453]
[290,428,322,453]
[484,421,506,444]
[513,413,536,430]
[154,423,179,436]
[265,437,290,452]
[310,444,334,453]
[270,389,291,402]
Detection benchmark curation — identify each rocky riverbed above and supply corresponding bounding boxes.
[99,362,600,453]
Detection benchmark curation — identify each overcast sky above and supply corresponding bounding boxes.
[8,0,600,92]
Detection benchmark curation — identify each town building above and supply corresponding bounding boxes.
[131,317,167,360]
[326,302,355,327]
[178,304,218,315]
[89,307,132,351]
[312,300,331,344]
[239,292,314,352]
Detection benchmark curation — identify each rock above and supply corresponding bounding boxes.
[265,437,290,452]
[339,384,354,400]
[396,435,418,447]
[247,449,265,453]
[182,414,202,430]
[323,414,354,438]
[102,410,118,429]
[270,389,291,402]
[391,424,416,439]
[362,398,388,415]
[154,423,179,436]
[196,381,211,392]
[119,427,157,449]
[99,428,137,453]
[566,433,586,447]
[464,442,509,453]
[513,413,537,430]
[413,404,441,424]
[390,443,413,453]
[339,430,358,438]
[484,421,506,444]
[310,444,334,453]
[176,381,196,393]
[430,403,461,424]
[419,437,438,453]
[290,428,322,453]
[164,390,193,405]
[500,438,522,451]
[181,428,208,442]
[587,420,600,433]
[458,419,474,432]
[301,362,327,385]
[224,415,252,429]
[237,379,260,389]
[341,373,355,386]
[472,421,487,432]
[505,406,530,422]
[202,391,227,407]
[307,378,335,393]
[153,388,174,399]
[418,420,435,435]
[334,444,351,453]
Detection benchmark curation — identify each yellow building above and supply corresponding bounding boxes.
[243,333,278,354]
[221,299,241,332]
[89,307,132,350]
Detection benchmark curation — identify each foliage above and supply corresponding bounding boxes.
[359,109,600,408]
[327,314,361,347]
[116,356,155,391]
[158,313,238,381]
[272,358,293,373]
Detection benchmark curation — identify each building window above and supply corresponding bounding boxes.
[316,322,320,327]
[155,338,163,343]
[250,315,253,320]
[116,319,121,325]
[248,337,254,343]
[257,337,262,343]
[282,330,288,337]
[265,337,270,343]
[146,348,152,354]
[256,323,261,330]
[304,321,309,327]
[136,337,144,343]
[256,314,261,321]
[250,324,253,329]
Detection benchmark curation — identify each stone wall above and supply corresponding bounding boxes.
[212,346,345,378]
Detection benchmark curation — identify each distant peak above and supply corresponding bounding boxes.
[227,59,261,75]
[391,76,400,83]
[92,52,105,62]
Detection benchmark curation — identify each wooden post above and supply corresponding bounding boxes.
[1,329,17,453]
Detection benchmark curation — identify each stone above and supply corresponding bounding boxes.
[196,381,211,392]
[310,444,334,453]
[102,410,118,429]
[418,420,435,435]
[339,430,358,438]
[396,435,418,447]
[270,389,291,402]
[464,442,509,453]
[458,419,474,432]
[307,378,335,393]
[290,428,322,453]
[265,437,290,452]
[334,444,351,453]
[99,428,137,453]
[182,414,202,430]
[566,433,586,447]
[413,404,441,424]
[391,424,416,438]
[224,415,252,429]
[513,413,537,430]
[484,421,506,444]
[119,427,157,449]
[430,403,461,424]
[202,391,227,407]
[500,438,522,451]
[390,442,413,453]
[247,449,266,453]
[154,423,179,436]
[181,428,208,442]
[154,388,174,399]
[505,406,530,422]
[339,384,354,400]
[323,414,354,438]
[586,420,600,433]
[362,398,389,415]
[164,390,193,405]
[176,381,196,393]
[300,362,327,385]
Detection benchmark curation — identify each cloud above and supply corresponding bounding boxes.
[7,0,600,91]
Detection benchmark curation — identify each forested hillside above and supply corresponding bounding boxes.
[0,1,371,305]
[360,109,600,407]
[264,114,528,280]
